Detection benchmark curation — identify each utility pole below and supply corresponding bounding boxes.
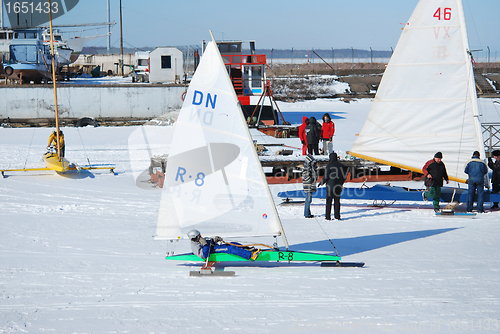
[332,47,334,70]
[107,0,110,52]
[487,46,490,68]
[370,47,373,69]
[1,0,4,29]
[351,47,354,70]
[119,0,123,76]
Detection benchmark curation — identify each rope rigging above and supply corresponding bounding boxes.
[77,128,92,168]
[312,216,341,257]
[23,128,37,170]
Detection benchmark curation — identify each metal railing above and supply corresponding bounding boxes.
[482,123,500,155]
[221,54,267,66]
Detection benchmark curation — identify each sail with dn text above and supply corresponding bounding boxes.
[155,40,286,242]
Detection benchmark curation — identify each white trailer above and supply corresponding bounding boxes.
[148,47,183,84]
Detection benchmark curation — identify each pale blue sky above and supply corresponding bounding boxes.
[4,0,499,56]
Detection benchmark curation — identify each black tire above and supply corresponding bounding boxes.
[75,117,99,127]
[4,66,14,76]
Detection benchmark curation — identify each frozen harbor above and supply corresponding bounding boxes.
[1,98,500,333]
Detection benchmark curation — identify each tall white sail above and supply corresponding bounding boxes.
[349,0,483,183]
[155,39,287,247]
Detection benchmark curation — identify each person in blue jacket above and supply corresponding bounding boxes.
[464,151,488,213]
[188,230,260,261]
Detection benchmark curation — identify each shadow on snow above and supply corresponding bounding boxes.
[292,227,461,256]
[57,169,96,179]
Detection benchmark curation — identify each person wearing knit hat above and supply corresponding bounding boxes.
[302,154,318,218]
[305,117,322,155]
[423,152,449,212]
[318,152,348,220]
[488,150,500,209]
[464,151,488,213]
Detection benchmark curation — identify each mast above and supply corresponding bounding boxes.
[48,0,61,161]
[457,0,485,159]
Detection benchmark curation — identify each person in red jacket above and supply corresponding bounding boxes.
[423,152,449,212]
[321,113,335,155]
[298,116,309,155]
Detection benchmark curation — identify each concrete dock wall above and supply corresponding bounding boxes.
[0,85,185,123]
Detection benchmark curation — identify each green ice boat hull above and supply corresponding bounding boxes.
[165,250,341,262]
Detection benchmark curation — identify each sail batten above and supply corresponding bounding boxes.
[349,0,484,182]
[155,38,287,247]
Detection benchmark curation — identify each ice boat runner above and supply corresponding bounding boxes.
[278,0,500,208]
[155,33,362,275]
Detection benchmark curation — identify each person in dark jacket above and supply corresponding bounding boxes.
[464,151,488,213]
[423,152,449,212]
[318,152,347,220]
[305,117,321,155]
[488,149,500,209]
[298,116,309,155]
[302,154,318,218]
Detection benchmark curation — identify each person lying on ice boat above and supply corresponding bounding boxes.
[187,229,261,261]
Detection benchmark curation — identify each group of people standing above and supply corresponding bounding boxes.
[423,150,500,213]
[299,113,335,156]
[300,113,346,220]
[303,149,500,220]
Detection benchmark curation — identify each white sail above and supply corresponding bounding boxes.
[349,0,484,183]
[155,39,287,246]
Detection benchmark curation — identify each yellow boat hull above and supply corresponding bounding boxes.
[43,152,71,172]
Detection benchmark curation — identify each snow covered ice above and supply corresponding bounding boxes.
[1,99,500,333]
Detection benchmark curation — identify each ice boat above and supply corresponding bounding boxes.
[154,33,363,275]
